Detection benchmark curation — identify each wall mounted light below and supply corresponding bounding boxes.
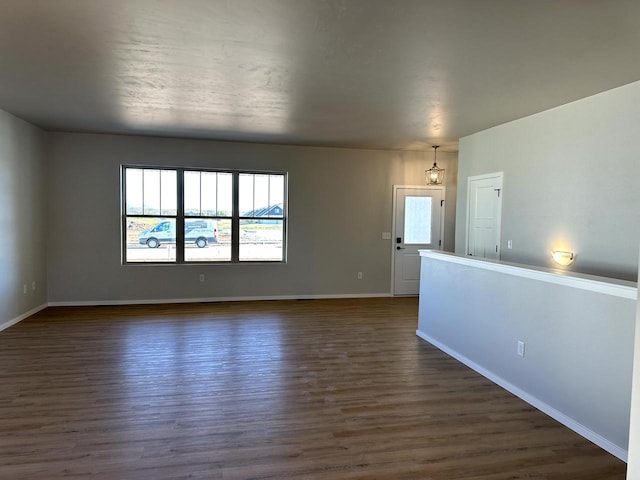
[551,250,575,266]
[425,145,445,185]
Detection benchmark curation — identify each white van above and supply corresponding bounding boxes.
[138,220,218,248]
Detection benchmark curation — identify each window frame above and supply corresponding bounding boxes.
[121,165,288,265]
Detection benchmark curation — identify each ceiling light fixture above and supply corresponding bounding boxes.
[426,145,445,185]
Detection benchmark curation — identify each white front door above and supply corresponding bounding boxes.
[393,186,444,295]
[467,173,503,259]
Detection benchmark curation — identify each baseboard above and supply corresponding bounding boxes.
[416,329,628,462]
[1,303,48,332]
[47,292,393,307]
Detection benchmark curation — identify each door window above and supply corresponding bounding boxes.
[403,196,432,244]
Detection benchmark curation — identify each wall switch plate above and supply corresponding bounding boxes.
[382,232,391,240]
[23,284,27,294]
[357,272,363,280]
[199,274,205,283]
[507,240,513,249]
[32,281,36,291]
[517,340,525,357]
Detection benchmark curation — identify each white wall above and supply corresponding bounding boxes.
[627,247,640,479]
[417,251,637,460]
[0,109,47,328]
[455,81,640,280]
[46,133,457,303]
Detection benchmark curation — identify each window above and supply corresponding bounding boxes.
[122,166,287,264]
[183,170,232,262]
[124,168,178,262]
[239,173,285,261]
[403,196,432,244]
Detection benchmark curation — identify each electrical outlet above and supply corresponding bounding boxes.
[32,281,36,291]
[357,272,363,280]
[517,340,525,357]
[199,274,205,283]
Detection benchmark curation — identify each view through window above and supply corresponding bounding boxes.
[123,167,287,263]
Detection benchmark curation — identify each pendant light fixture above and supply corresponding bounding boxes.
[425,145,445,185]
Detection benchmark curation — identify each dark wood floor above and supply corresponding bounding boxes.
[0,298,627,479]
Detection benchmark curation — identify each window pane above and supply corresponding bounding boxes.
[268,175,284,217]
[184,218,231,262]
[160,170,177,215]
[217,172,233,216]
[239,173,254,215]
[240,173,285,218]
[184,171,201,216]
[125,217,177,262]
[125,168,143,214]
[253,174,269,213]
[404,196,432,244]
[143,170,161,215]
[201,172,217,216]
[239,219,284,261]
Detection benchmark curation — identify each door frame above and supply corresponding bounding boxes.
[465,172,504,258]
[391,185,446,296]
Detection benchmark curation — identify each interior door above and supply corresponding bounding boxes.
[467,173,503,259]
[393,186,444,295]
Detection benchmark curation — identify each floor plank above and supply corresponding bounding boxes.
[0,298,627,479]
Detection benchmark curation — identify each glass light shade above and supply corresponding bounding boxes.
[425,162,445,185]
[551,250,575,266]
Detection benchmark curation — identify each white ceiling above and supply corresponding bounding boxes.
[1,0,639,151]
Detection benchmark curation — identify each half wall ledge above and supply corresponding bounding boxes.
[416,250,637,461]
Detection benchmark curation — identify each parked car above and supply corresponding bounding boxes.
[138,220,218,248]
